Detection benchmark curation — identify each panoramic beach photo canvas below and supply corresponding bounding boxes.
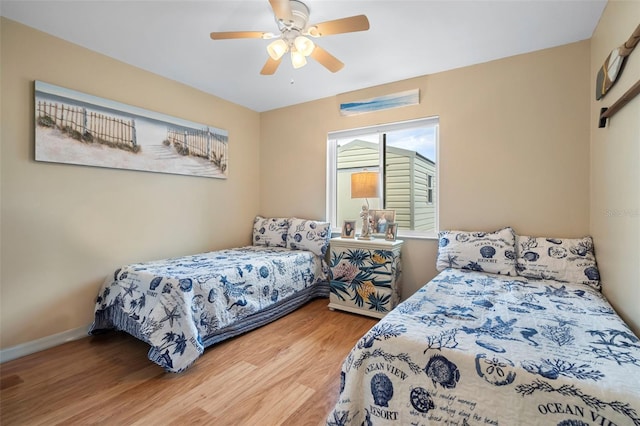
[35,81,229,179]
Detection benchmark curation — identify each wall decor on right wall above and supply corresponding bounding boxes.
[598,78,640,128]
[595,23,640,101]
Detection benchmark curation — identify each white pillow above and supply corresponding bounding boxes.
[436,227,517,276]
[286,218,331,257]
[516,235,600,290]
[252,216,289,248]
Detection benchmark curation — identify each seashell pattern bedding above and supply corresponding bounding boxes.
[327,268,640,425]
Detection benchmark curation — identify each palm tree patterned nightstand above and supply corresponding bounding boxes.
[328,237,403,318]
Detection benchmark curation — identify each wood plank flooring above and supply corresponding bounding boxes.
[0,298,378,426]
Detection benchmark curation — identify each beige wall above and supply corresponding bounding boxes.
[590,1,640,336]
[261,41,592,302]
[4,4,639,353]
[0,18,261,349]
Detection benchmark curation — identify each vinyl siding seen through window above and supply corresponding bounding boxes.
[327,117,439,238]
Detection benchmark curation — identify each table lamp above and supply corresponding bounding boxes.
[351,171,379,240]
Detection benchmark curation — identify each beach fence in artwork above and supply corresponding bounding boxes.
[34,80,231,179]
[36,100,138,151]
[165,128,228,172]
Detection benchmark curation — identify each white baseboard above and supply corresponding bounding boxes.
[0,325,90,363]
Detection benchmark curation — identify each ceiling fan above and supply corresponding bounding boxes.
[210,0,370,75]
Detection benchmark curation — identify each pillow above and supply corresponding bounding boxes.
[252,216,289,248]
[286,218,331,257]
[436,227,517,276]
[516,235,600,290]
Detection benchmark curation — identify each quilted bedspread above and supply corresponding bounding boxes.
[327,269,640,425]
[90,246,327,372]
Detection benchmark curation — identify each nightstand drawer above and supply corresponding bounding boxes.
[328,237,402,318]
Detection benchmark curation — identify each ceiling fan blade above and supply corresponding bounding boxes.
[269,0,293,23]
[210,31,268,40]
[260,56,283,75]
[310,45,344,73]
[308,15,370,37]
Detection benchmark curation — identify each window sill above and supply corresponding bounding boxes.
[396,231,439,241]
[331,230,439,241]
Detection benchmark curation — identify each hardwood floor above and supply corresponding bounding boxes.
[0,298,378,426]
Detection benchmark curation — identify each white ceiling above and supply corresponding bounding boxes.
[1,0,607,112]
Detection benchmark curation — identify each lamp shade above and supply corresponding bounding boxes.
[294,36,315,56]
[351,171,379,199]
[290,48,307,69]
[267,39,288,60]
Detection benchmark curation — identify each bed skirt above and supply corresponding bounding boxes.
[91,280,330,369]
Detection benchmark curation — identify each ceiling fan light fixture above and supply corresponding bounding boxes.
[290,48,307,68]
[210,1,370,75]
[294,35,314,56]
[267,39,288,60]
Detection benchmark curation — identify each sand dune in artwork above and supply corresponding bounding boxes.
[36,126,225,178]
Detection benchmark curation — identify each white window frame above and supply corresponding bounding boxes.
[326,117,439,239]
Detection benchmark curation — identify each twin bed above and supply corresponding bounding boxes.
[89,217,331,372]
[327,227,640,425]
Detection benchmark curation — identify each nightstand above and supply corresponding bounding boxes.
[328,237,403,318]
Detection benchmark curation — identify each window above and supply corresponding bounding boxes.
[327,117,439,237]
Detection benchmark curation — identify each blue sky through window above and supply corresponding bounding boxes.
[386,127,436,162]
[343,127,436,163]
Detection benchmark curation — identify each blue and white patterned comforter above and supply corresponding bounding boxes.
[90,246,328,372]
[327,269,640,425]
